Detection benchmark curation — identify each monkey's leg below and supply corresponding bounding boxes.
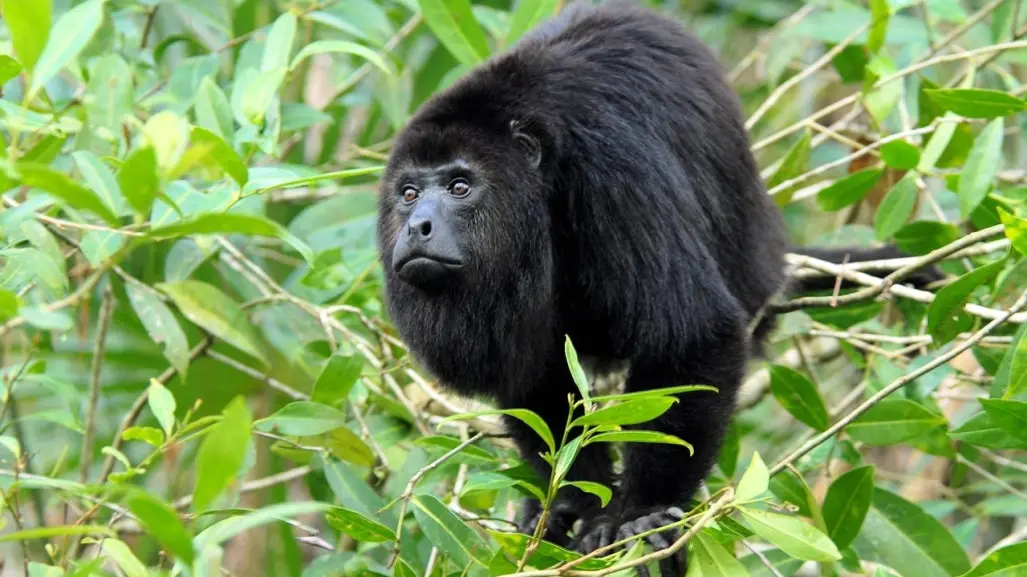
[501,368,616,547]
[573,343,746,575]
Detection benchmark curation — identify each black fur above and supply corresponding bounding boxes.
[376,2,939,574]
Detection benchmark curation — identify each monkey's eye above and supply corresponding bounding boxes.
[401,186,420,204]
[449,179,471,197]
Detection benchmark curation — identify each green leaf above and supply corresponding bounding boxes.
[85,54,133,135]
[14,162,120,226]
[570,398,676,428]
[690,530,749,577]
[324,507,396,543]
[28,0,105,100]
[816,167,884,211]
[311,353,363,407]
[822,465,874,549]
[1000,325,1027,401]
[507,0,559,43]
[124,489,195,565]
[146,213,314,265]
[851,488,971,577]
[261,11,297,73]
[589,384,717,403]
[847,399,946,445]
[440,408,555,454]
[0,525,115,543]
[769,467,816,518]
[418,0,490,66]
[190,127,248,187]
[949,412,1026,450]
[142,110,190,174]
[585,430,693,454]
[880,140,921,170]
[126,283,190,378]
[290,40,393,77]
[564,481,612,507]
[412,494,494,566]
[894,221,962,255]
[979,399,1027,445]
[553,435,583,481]
[121,427,164,447]
[926,89,1025,119]
[867,0,890,53]
[0,0,50,72]
[72,151,124,215]
[927,256,1007,346]
[195,76,234,141]
[769,365,829,431]
[194,502,335,549]
[918,113,960,172]
[864,54,900,125]
[738,507,841,562]
[99,539,148,577]
[255,402,348,437]
[564,335,592,407]
[310,427,375,468]
[998,207,1027,257]
[874,172,918,241]
[147,379,177,437]
[735,451,769,503]
[767,129,812,203]
[0,55,22,86]
[993,322,1027,398]
[192,396,252,512]
[156,280,267,366]
[959,541,1027,577]
[958,118,1005,218]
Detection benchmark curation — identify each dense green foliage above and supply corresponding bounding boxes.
[1,0,1027,575]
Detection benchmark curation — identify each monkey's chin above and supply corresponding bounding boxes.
[395,257,462,291]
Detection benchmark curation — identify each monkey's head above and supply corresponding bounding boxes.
[376,110,549,295]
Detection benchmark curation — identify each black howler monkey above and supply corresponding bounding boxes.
[376,1,940,573]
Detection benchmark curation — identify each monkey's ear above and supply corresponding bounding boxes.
[510,120,542,168]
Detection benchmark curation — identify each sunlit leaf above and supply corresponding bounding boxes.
[570,398,676,428]
[290,40,393,76]
[146,213,314,265]
[735,451,769,503]
[28,0,106,100]
[564,335,592,408]
[690,530,749,577]
[0,0,51,72]
[440,408,555,454]
[738,507,841,562]
[156,280,267,366]
[418,0,490,66]
[979,399,1027,444]
[192,396,252,513]
[564,480,612,507]
[847,399,946,445]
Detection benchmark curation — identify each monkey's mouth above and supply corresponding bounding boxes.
[394,254,464,289]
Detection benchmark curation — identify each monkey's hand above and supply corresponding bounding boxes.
[516,497,580,548]
[572,506,688,577]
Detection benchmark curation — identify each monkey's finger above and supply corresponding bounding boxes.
[646,531,672,551]
[597,524,617,550]
[665,506,685,521]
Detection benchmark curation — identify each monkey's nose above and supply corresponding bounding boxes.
[408,217,433,238]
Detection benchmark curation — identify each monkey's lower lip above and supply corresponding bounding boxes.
[395,256,463,287]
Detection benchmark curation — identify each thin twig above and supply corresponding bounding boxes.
[770,289,1027,476]
[80,285,115,483]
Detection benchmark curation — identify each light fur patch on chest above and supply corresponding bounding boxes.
[579,355,631,396]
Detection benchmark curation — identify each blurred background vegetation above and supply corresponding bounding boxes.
[1,0,1027,575]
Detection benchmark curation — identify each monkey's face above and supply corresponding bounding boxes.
[377,122,547,295]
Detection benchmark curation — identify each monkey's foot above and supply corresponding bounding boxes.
[572,506,688,577]
[516,499,579,548]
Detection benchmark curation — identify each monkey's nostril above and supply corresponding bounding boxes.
[419,221,432,236]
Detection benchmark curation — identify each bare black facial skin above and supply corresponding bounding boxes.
[375,2,942,575]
